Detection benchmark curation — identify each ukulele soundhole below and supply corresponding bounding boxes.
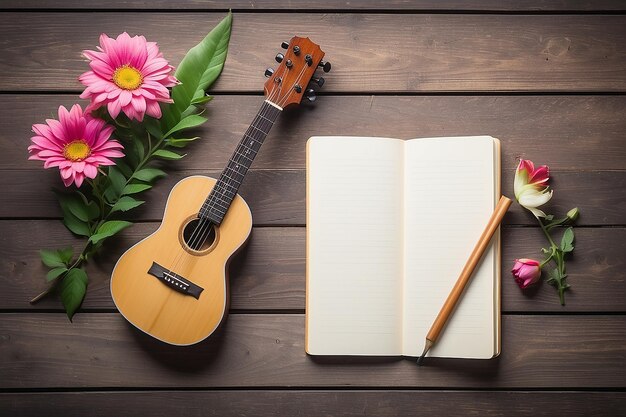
[181,217,217,252]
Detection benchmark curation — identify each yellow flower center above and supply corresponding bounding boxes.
[112,65,143,90]
[63,140,91,161]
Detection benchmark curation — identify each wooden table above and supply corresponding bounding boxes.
[1,2,625,416]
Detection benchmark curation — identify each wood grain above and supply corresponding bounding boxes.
[3,0,625,11]
[0,314,624,388]
[1,169,623,225]
[7,95,626,171]
[1,13,625,92]
[1,223,623,312]
[2,391,625,417]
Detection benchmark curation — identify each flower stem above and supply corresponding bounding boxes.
[538,217,558,248]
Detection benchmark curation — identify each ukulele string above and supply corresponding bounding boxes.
[167,100,277,275]
[167,64,294,276]
[177,64,303,263]
[179,86,284,259]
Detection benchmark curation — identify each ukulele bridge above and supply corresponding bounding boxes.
[148,262,204,299]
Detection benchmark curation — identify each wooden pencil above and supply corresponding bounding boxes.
[416,195,512,365]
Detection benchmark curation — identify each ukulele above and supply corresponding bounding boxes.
[110,36,329,345]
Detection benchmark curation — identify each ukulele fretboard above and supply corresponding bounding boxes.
[199,100,282,225]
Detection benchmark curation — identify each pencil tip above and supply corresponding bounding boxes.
[416,339,433,366]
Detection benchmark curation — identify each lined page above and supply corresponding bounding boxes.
[402,136,497,358]
[307,137,404,355]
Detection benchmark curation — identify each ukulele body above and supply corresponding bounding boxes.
[110,175,252,345]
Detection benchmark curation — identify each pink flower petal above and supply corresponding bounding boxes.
[107,100,122,118]
[145,100,162,118]
[119,90,132,107]
[84,164,98,179]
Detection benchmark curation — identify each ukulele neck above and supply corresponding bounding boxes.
[198,100,282,225]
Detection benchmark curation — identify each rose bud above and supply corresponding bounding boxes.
[514,159,553,218]
[566,207,580,222]
[512,258,542,289]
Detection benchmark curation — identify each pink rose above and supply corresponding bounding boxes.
[512,258,542,289]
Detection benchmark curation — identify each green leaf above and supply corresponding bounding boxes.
[191,94,213,106]
[55,190,90,232]
[560,227,575,253]
[85,200,100,220]
[66,196,89,222]
[40,249,67,268]
[166,137,200,148]
[108,166,127,198]
[123,183,152,195]
[144,118,164,140]
[58,247,74,264]
[60,268,88,321]
[46,266,68,282]
[133,137,145,161]
[110,196,145,213]
[75,190,100,220]
[62,212,91,237]
[115,159,134,178]
[153,149,186,160]
[546,268,560,287]
[89,220,133,245]
[133,168,166,183]
[162,12,232,129]
[163,114,207,139]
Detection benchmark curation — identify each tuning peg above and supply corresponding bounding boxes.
[281,41,289,49]
[311,76,325,88]
[305,54,313,66]
[264,68,274,78]
[318,60,332,73]
[275,53,284,63]
[305,88,316,102]
[293,45,301,56]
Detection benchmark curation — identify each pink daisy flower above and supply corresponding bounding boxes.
[28,104,124,188]
[79,32,178,121]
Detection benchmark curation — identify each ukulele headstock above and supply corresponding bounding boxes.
[264,36,330,109]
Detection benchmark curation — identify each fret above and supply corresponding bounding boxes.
[215,180,238,194]
[214,189,237,202]
[198,101,282,225]
[207,190,235,206]
[203,204,225,215]
[226,164,249,179]
[258,114,273,123]
[250,124,269,135]
[228,155,251,170]
[242,134,263,152]
[221,168,245,183]
[232,151,254,164]
[204,192,231,207]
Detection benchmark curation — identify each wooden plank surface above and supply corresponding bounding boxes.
[1,314,624,388]
[0,1,624,413]
[2,391,625,417]
[3,1,626,11]
[1,169,623,225]
[1,13,625,92]
[5,95,626,171]
[1,222,624,312]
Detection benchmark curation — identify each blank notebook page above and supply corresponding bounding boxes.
[307,137,404,355]
[402,136,498,358]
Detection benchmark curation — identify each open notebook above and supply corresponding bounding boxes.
[306,135,501,358]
